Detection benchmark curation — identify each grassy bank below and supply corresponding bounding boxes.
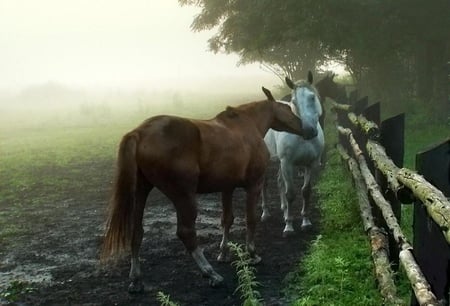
[284,107,448,305]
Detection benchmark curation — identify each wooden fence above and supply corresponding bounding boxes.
[331,91,450,305]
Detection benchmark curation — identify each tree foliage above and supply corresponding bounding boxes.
[179,0,450,116]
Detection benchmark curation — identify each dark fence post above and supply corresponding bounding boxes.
[412,138,450,306]
[349,90,359,105]
[379,113,405,271]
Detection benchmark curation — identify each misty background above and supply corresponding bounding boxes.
[0,0,448,131]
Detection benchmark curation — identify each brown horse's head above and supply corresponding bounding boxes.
[262,87,317,140]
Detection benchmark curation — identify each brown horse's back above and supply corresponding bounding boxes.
[132,113,269,194]
[134,115,202,193]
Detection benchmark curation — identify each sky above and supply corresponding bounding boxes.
[0,0,275,91]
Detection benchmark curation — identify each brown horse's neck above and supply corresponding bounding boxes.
[235,100,273,137]
[218,100,273,137]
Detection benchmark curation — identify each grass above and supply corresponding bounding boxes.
[284,148,385,306]
[0,280,36,302]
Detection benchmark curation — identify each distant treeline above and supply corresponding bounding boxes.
[180,0,449,117]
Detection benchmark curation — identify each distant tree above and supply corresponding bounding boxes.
[179,0,450,116]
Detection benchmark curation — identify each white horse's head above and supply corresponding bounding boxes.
[285,71,322,138]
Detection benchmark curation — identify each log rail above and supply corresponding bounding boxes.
[331,98,450,306]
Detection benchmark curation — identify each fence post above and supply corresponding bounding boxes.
[379,113,405,271]
[412,138,450,305]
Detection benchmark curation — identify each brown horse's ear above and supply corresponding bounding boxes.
[331,72,336,80]
[285,77,295,90]
[262,86,275,101]
[307,71,313,84]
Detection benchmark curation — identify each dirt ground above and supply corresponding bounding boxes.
[0,161,319,306]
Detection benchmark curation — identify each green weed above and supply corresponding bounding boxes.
[156,291,180,306]
[0,280,36,302]
[228,242,263,306]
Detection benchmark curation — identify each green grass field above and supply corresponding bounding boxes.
[0,90,257,249]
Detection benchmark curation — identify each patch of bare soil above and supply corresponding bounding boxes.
[1,161,319,306]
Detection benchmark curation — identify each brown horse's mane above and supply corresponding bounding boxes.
[215,99,268,121]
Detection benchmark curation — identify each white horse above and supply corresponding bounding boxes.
[261,71,325,236]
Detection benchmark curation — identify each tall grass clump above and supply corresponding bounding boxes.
[228,242,263,306]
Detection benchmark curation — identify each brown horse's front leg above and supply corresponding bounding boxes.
[173,193,224,287]
[217,190,234,262]
[245,185,262,265]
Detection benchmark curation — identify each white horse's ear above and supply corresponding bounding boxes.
[262,86,275,101]
[307,71,313,84]
[285,77,295,89]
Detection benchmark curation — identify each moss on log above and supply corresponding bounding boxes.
[347,112,380,140]
[330,101,353,112]
[399,249,440,305]
[366,140,414,204]
[397,168,450,244]
[337,126,408,246]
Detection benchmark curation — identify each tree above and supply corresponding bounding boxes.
[179,0,450,116]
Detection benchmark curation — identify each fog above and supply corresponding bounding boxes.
[0,0,276,92]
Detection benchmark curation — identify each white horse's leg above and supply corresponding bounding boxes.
[277,165,288,218]
[261,177,271,221]
[300,167,313,228]
[280,159,296,236]
[218,190,234,262]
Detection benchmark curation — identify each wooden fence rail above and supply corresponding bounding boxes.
[331,93,450,306]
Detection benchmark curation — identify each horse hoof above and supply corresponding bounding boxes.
[282,229,295,238]
[301,219,313,229]
[128,280,144,294]
[249,254,262,265]
[209,274,224,288]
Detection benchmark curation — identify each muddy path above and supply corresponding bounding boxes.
[0,161,319,306]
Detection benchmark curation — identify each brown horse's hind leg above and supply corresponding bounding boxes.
[128,176,152,293]
[170,191,224,287]
[245,184,262,264]
[217,190,234,262]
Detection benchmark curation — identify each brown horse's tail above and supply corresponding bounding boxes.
[101,132,139,262]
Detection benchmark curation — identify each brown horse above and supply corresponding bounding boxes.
[101,87,316,292]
